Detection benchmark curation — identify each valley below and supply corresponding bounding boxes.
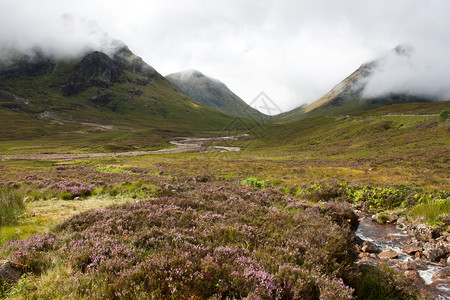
[0,36,449,299]
[1,101,449,299]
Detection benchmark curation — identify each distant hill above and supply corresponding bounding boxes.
[166,69,266,119]
[275,45,444,123]
[0,45,236,153]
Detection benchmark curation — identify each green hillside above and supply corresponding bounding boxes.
[0,48,238,154]
[166,69,266,120]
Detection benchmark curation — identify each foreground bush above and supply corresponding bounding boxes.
[0,178,422,299]
[1,179,360,299]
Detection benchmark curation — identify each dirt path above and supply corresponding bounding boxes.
[0,136,241,161]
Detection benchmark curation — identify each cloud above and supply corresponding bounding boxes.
[0,0,449,111]
[0,11,119,60]
[362,44,450,100]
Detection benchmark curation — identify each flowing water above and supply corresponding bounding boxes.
[356,215,450,299]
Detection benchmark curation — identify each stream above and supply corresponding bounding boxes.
[0,136,242,160]
[356,215,450,299]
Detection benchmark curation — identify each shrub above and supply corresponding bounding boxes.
[0,187,24,227]
[439,110,449,123]
[356,265,421,300]
[1,179,359,299]
[47,180,95,199]
[241,177,267,189]
[409,196,450,225]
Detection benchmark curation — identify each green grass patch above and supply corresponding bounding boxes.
[0,187,24,227]
[409,197,450,226]
[95,166,135,174]
[241,176,267,189]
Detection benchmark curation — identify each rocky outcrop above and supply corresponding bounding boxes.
[0,49,56,80]
[402,242,423,255]
[60,51,123,96]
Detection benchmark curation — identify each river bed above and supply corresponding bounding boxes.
[356,215,450,299]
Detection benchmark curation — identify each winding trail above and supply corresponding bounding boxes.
[0,136,241,161]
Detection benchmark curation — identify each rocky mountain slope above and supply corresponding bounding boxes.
[0,45,235,152]
[166,69,266,119]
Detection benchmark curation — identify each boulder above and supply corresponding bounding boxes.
[378,248,398,259]
[358,252,370,258]
[414,224,436,242]
[400,259,427,271]
[403,243,423,255]
[358,257,378,266]
[404,270,424,283]
[0,261,27,285]
[423,243,447,262]
[431,266,450,282]
[396,217,407,226]
[361,241,380,253]
[388,213,399,224]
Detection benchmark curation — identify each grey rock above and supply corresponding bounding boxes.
[397,217,406,226]
[423,243,447,262]
[378,248,398,259]
[403,243,423,255]
[400,259,427,271]
[414,224,436,242]
[361,241,380,253]
[431,266,450,282]
[0,261,27,285]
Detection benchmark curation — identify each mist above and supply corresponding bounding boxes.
[362,43,450,100]
[0,13,119,62]
[1,0,449,111]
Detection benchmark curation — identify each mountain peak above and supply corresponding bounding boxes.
[166,70,266,118]
[392,44,414,57]
[168,69,205,80]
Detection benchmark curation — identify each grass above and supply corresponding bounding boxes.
[0,195,134,246]
[95,166,135,174]
[0,101,448,299]
[0,187,24,228]
[409,198,450,226]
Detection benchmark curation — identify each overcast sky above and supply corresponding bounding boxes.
[1,0,449,112]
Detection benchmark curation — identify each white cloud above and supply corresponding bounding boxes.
[0,0,449,111]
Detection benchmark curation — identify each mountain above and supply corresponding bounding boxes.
[0,45,236,153]
[275,45,442,122]
[166,69,266,120]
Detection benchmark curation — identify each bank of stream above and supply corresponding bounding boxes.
[356,214,450,299]
[0,136,242,160]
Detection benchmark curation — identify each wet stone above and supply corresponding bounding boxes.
[404,270,424,283]
[414,224,436,242]
[431,267,450,282]
[378,248,398,259]
[423,243,447,262]
[361,241,380,253]
[403,243,423,255]
[401,259,428,271]
[358,252,370,258]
